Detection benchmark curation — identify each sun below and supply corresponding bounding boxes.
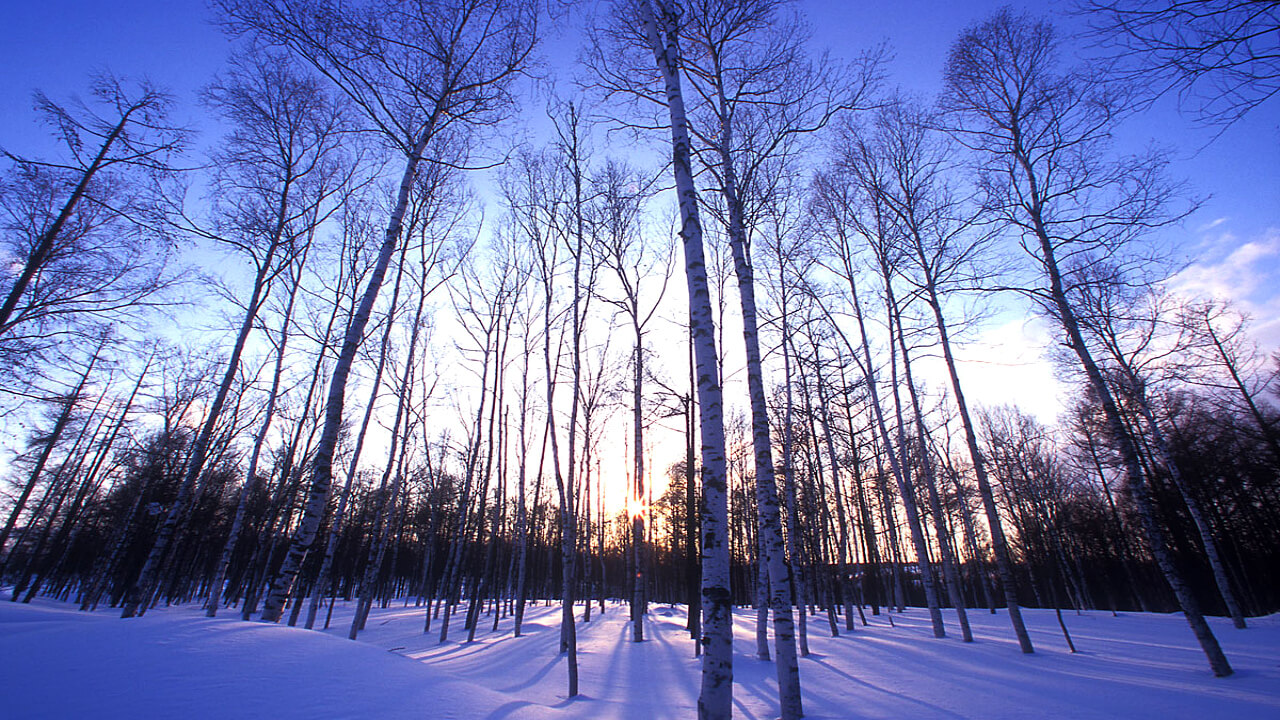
[626,495,648,520]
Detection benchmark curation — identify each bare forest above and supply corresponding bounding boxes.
[2,1,1278,718]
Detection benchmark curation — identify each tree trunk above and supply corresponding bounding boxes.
[640,2,733,716]
[923,286,1034,653]
[0,343,103,571]
[710,65,803,720]
[1130,385,1246,629]
[259,134,429,623]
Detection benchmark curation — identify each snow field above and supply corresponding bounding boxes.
[1,597,1277,719]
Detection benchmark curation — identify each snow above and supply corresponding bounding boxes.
[1,597,1277,719]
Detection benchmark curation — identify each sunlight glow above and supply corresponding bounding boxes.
[626,496,648,521]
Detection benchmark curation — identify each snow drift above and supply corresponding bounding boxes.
[1,598,1276,719]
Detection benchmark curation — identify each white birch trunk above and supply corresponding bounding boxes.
[705,55,804,720]
[840,270,945,636]
[259,134,428,623]
[639,2,732,715]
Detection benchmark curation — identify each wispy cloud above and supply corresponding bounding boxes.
[1196,216,1229,233]
[1168,228,1280,346]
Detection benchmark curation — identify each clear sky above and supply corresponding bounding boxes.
[2,0,1277,423]
[2,1,227,148]
[4,0,1275,242]
[804,0,1280,419]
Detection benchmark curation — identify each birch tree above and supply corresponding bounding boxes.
[123,48,349,618]
[216,0,538,623]
[941,8,1232,675]
[593,1,736,714]
[0,76,186,380]
[675,2,877,713]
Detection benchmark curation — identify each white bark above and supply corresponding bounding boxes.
[638,2,733,715]
[260,136,427,623]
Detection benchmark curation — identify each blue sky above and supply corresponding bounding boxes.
[2,0,1277,421]
[4,0,1275,236]
[2,1,227,147]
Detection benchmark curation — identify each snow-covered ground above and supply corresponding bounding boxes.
[1,596,1277,719]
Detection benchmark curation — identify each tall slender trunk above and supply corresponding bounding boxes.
[207,239,311,617]
[513,412,547,638]
[511,336,534,637]
[754,524,771,659]
[439,313,497,642]
[259,134,430,623]
[812,348,858,632]
[1125,380,1246,629]
[631,324,647,642]
[467,310,508,641]
[1018,150,1231,673]
[349,356,415,636]
[944,462,996,614]
[837,364,883,617]
[874,449,907,614]
[350,247,431,638]
[554,110,587,697]
[709,64,803,720]
[777,304,810,664]
[685,338,702,654]
[299,249,403,628]
[641,2,732,716]
[921,282,1034,652]
[794,350,839,638]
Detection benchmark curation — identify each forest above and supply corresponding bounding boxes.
[1,1,1278,718]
